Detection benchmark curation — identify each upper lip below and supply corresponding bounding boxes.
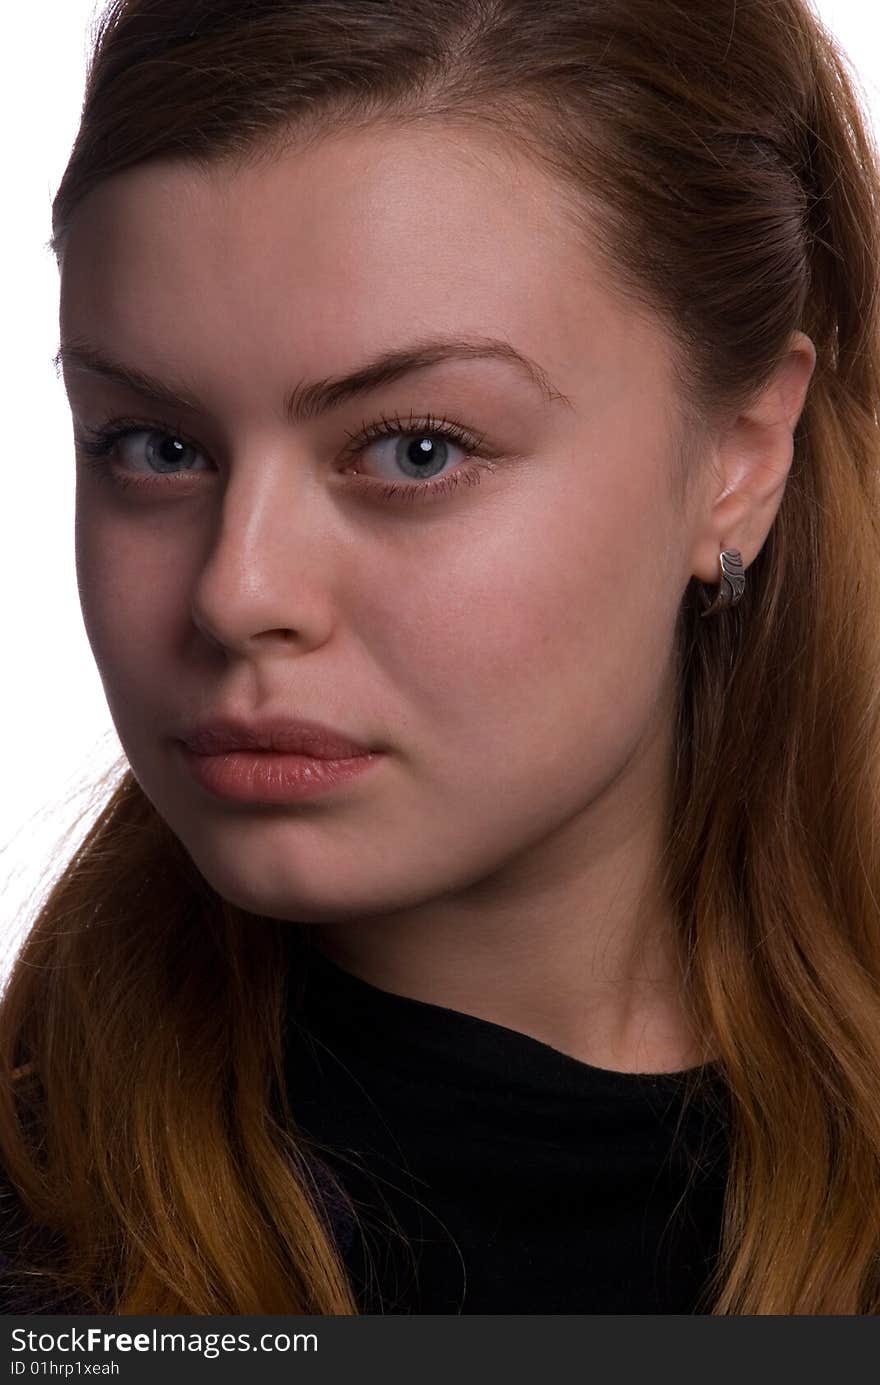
[179,714,377,759]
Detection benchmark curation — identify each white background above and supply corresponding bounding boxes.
[2,1,879,977]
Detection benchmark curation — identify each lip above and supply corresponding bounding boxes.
[178,744,383,804]
[178,714,376,759]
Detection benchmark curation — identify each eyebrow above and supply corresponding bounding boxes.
[53,333,572,424]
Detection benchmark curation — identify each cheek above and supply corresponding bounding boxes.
[370,470,676,774]
[74,503,187,690]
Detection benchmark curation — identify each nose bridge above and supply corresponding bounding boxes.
[190,444,338,649]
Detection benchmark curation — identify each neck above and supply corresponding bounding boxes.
[307,719,708,1076]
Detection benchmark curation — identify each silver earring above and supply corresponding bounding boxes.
[699,547,745,617]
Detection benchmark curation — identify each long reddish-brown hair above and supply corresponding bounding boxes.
[3,0,880,1313]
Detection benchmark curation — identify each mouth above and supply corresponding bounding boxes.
[179,713,376,760]
[177,742,385,804]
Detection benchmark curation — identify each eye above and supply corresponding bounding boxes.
[339,410,497,504]
[74,410,499,505]
[73,417,210,489]
[120,431,205,475]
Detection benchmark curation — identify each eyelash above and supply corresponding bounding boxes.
[73,410,496,506]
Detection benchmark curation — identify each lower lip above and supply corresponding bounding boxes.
[178,745,384,803]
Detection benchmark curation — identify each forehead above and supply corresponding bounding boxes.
[59,124,677,421]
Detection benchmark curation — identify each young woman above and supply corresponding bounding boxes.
[2,0,879,1315]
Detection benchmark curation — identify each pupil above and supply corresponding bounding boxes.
[158,436,186,465]
[409,436,437,467]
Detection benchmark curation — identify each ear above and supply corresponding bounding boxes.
[689,330,817,586]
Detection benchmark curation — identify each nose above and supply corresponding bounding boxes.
[188,449,342,660]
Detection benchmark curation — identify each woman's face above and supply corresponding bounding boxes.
[60,124,703,924]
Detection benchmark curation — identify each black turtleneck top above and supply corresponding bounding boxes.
[284,941,731,1315]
